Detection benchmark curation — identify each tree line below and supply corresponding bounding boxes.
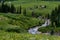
[0,2,23,14]
[0,2,15,13]
[51,5,60,27]
[0,2,41,17]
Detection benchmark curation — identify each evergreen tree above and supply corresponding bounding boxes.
[46,14,50,19]
[1,2,5,12]
[16,8,19,14]
[23,8,26,16]
[0,4,2,12]
[19,6,21,14]
[51,5,60,27]
[10,4,16,13]
[1,3,10,13]
[16,6,21,14]
[57,5,60,26]
[32,11,35,17]
[51,10,55,27]
[7,5,10,12]
[4,4,9,13]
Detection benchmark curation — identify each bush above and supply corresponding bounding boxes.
[38,26,53,33]
[0,13,40,33]
[6,27,27,33]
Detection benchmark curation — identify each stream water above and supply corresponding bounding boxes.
[28,19,51,34]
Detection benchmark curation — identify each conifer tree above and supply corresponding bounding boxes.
[51,5,60,27]
[10,4,16,13]
[32,11,35,17]
[19,6,21,14]
[23,8,26,16]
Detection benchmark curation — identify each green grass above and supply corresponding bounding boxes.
[0,30,60,40]
[0,13,60,40]
[0,13,41,32]
[0,0,60,40]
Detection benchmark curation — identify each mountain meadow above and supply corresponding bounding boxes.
[0,0,60,40]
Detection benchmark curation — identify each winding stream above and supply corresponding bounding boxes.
[28,19,51,34]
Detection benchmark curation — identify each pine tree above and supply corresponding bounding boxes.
[1,2,5,12]
[19,6,21,14]
[32,11,35,17]
[57,5,60,26]
[16,8,19,14]
[46,14,50,19]
[16,6,21,14]
[51,10,55,27]
[10,4,16,13]
[51,5,60,27]
[0,4,2,12]
[23,8,26,16]
[4,4,9,13]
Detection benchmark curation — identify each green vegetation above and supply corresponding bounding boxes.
[0,13,40,32]
[0,30,60,40]
[0,0,60,40]
[9,1,60,16]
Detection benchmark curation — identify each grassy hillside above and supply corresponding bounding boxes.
[5,1,60,16]
[0,13,41,32]
[0,0,60,40]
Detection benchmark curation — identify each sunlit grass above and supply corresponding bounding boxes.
[0,30,60,40]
